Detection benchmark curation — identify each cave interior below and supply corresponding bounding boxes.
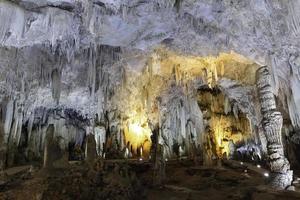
[1,0,300,200]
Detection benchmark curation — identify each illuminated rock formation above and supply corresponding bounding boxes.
[256,66,293,189]
[1,1,300,192]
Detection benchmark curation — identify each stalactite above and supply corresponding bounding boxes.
[174,0,182,12]
[16,103,23,146]
[256,66,293,189]
[224,96,231,115]
[287,1,300,37]
[232,103,239,120]
[88,44,97,101]
[51,69,61,105]
[287,54,300,128]
[4,99,14,143]
[27,112,34,142]
[11,105,19,142]
[158,83,204,158]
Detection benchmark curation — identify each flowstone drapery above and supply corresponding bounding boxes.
[256,66,293,189]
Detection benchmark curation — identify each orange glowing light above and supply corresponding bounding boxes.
[125,121,152,157]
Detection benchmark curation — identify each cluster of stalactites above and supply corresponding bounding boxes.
[158,84,204,158]
[1,98,24,148]
[269,53,300,130]
[24,107,89,158]
[287,55,300,129]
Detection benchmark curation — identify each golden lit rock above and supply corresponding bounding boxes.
[116,48,258,159]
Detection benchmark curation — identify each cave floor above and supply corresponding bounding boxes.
[1,159,300,200]
[148,160,300,200]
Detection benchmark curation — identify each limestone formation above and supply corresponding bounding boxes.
[153,144,166,186]
[256,66,293,189]
[43,125,65,169]
[0,118,5,170]
[85,134,97,164]
[0,0,300,195]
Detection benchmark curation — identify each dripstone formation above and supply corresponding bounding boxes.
[256,66,293,189]
[1,1,300,199]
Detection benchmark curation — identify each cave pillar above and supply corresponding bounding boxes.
[256,66,293,189]
[0,118,5,170]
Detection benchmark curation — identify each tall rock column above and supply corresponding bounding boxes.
[256,66,293,189]
[0,118,5,170]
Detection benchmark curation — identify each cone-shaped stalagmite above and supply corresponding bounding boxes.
[256,66,293,189]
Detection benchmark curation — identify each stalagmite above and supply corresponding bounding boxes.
[43,125,65,169]
[1,0,300,198]
[85,134,97,164]
[153,101,166,186]
[256,66,293,189]
[43,125,55,168]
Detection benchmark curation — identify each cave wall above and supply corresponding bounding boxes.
[0,0,300,168]
[198,88,258,159]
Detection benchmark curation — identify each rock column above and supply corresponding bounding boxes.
[0,119,5,170]
[256,66,293,189]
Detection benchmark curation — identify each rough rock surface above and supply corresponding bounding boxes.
[1,0,300,191]
[0,0,300,126]
[257,66,293,189]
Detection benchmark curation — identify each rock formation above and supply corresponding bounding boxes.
[85,134,97,164]
[0,0,300,193]
[256,66,293,189]
[43,124,66,169]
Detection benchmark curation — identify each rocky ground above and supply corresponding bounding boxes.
[0,159,300,200]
